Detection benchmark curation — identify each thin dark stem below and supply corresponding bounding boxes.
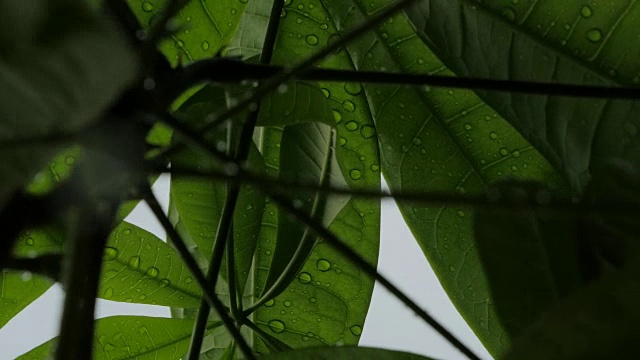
[260,0,285,65]
[186,60,640,99]
[265,190,482,360]
[55,203,116,360]
[187,1,285,357]
[185,183,240,360]
[226,224,240,318]
[161,0,420,159]
[154,166,640,216]
[143,188,256,360]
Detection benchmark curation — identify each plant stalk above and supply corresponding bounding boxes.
[186,0,285,357]
[144,189,255,360]
[55,203,116,360]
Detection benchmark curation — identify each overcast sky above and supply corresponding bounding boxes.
[0,176,491,360]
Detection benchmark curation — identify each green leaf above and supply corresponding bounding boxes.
[126,0,248,65]
[0,0,135,201]
[242,0,381,353]
[503,265,640,359]
[18,316,221,359]
[98,222,202,307]
[473,180,583,336]
[261,122,350,299]
[406,0,640,192]
[0,272,51,329]
[12,226,65,257]
[0,226,65,328]
[169,85,267,292]
[262,346,436,360]
[298,0,563,355]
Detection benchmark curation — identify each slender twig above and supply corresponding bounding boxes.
[143,188,256,360]
[185,60,640,99]
[265,190,482,360]
[158,0,421,161]
[55,203,117,360]
[185,181,241,360]
[226,224,240,317]
[187,1,285,357]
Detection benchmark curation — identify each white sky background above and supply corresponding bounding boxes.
[0,176,491,360]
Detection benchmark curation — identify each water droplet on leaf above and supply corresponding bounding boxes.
[316,259,331,272]
[350,325,362,336]
[298,272,312,284]
[268,320,285,333]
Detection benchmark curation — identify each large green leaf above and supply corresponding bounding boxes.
[98,222,202,307]
[261,122,350,299]
[406,0,640,192]
[0,0,135,201]
[503,265,640,359]
[263,346,435,360]
[239,0,381,353]
[126,0,248,65]
[17,316,221,359]
[310,0,565,355]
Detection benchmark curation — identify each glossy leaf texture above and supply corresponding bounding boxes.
[503,265,640,359]
[0,0,136,201]
[232,0,381,352]
[308,0,564,354]
[406,0,640,192]
[97,222,202,307]
[261,122,350,300]
[17,316,221,359]
[169,84,267,292]
[126,0,248,65]
[473,180,584,336]
[263,346,435,360]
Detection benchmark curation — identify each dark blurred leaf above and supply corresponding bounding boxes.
[0,0,136,201]
[504,264,640,360]
[473,180,583,336]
